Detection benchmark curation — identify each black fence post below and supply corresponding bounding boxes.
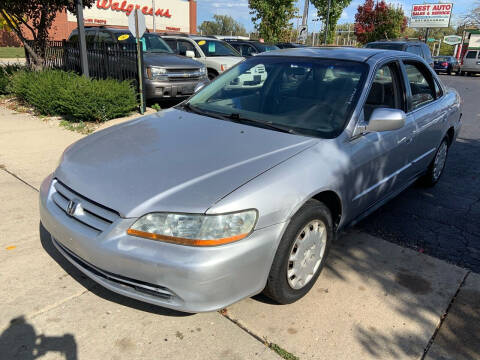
[139,43,146,113]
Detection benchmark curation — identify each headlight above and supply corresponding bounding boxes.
[127,210,257,246]
[148,66,168,80]
[199,66,207,76]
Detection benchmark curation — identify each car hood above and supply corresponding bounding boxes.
[55,109,317,218]
[143,53,203,68]
[207,56,243,68]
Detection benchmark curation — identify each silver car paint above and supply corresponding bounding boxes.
[40,48,462,312]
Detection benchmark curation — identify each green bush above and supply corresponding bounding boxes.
[0,64,24,95]
[9,70,138,122]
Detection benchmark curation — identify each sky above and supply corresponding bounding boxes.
[197,0,476,33]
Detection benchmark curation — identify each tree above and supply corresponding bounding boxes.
[198,15,247,36]
[248,0,296,43]
[311,0,353,44]
[354,0,407,44]
[0,0,95,68]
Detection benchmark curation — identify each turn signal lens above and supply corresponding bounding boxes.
[127,210,258,246]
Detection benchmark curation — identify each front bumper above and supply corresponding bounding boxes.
[39,175,285,313]
[145,78,206,100]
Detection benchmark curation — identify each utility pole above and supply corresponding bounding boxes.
[301,0,309,27]
[323,0,332,45]
[152,0,156,32]
[312,18,320,46]
[75,0,89,78]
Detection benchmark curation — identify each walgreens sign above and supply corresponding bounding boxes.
[67,0,190,32]
[96,0,171,17]
[410,3,453,28]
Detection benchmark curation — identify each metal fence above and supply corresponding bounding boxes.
[26,40,140,83]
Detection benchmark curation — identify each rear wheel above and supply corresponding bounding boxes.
[421,138,449,187]
[263,199,332,304]
[447,67,452,75]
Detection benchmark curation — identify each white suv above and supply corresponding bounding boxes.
[162,35,244,80]
[460,50,480,76]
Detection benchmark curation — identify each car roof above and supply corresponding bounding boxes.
[368,40,425,45]
[258,47,402,62]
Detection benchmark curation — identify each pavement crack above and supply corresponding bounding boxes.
[421,270,471,359]
[1,167,39,192]
[27,288,91,321]
[219,309,299,360]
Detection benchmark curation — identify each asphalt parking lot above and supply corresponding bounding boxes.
[357,75,480,272]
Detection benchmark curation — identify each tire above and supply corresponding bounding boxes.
[263,199,333,304]
[421,138,449,187]
[207,70,217,80]
[447,67,452,75]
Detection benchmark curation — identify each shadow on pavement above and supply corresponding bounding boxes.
[327,231,469,359]
[0,316,77,360]
[39,223,190,318]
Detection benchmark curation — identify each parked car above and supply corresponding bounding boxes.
[161,35,243,80]
[68,27,208,100]
[433,56,460,75]
[365,40,434,68]
[40,47,461,313]
[460,49,480,76]
[276,43,307,49]
[223,39,280,57]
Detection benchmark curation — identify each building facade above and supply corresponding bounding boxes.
[25,0,197,43]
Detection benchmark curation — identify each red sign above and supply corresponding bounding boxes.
[96,0,172,17]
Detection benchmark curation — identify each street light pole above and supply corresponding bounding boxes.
[312,18,320,46]
[323,0,332,45]
[75,0,89,78]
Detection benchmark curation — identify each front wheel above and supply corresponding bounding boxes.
[421,138,449,187]
[263,199,332,304]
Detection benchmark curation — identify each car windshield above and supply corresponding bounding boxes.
[366,43,403,51]
[186,57,368,138]
[256,43,280,52]
[117,33,173,53]
[195,39,241,57]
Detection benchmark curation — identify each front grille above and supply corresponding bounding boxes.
[53,238,173,301]
[51,179,119,233]
[166,68,203,81]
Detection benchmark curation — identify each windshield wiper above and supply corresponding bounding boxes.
[224,113,297,134]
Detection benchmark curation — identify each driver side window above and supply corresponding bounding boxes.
[364,62,403,120]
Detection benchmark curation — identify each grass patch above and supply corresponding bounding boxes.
[59,120,95,135]
[0,47,25,58]
[269,343,299,360]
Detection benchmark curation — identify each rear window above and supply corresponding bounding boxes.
[366,43,403,51]
[466,51,478,59]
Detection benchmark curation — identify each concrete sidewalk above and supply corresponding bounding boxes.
[1,106,478,359]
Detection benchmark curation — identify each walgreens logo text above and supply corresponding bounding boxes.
[96,0,172,17]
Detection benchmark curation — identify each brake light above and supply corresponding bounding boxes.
[442,62,448,66]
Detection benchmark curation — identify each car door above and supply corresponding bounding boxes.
[401,60,447,178]
[348,60,416,215]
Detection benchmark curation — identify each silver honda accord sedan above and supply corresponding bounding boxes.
[40,48,462,312]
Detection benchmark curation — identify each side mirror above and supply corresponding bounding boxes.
[366,108,406,132]
[185,50,195,58]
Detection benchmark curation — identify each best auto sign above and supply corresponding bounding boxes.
[410,3,453,28]
[67,0,190,32]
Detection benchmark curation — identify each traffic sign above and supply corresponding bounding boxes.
[128,10,146,39]
[443,35,462,45]
[298,25,308,43]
